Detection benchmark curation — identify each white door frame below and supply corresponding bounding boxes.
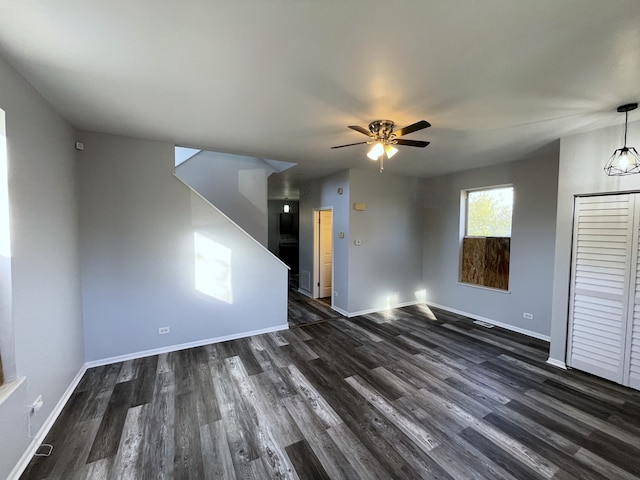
[313,207,333,302]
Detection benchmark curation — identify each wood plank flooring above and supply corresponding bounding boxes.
[20,304,640,479]
[287,274,344,327]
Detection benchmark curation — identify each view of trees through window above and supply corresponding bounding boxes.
[466,187,513,237]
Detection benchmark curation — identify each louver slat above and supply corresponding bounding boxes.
[568,195,631,384]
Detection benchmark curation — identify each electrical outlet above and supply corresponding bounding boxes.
[29,395,43,415]
[523,312,534,320]
[395,292,400,297]
[334,291,338,297]
[158,327,170,334]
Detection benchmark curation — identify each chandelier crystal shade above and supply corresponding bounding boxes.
[604,103,640,176]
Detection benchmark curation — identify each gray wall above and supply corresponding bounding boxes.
[348,170,423,313]
[299,170,350,312]
[550,120,640,363]
[79,131,288,362]
[0,55,84,478]
[299,169,424,316]
[175,150,273,246]
[422,151,559,338]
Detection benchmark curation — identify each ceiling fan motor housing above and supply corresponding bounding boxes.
[369,120,395,140]
[331,119,429,151]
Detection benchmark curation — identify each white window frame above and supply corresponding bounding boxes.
[459,184,514,291]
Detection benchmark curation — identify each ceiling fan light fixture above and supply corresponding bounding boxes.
[605,103,640,176]
[332,119,430,172]
[367,142,384,160]
[384,144,398,159]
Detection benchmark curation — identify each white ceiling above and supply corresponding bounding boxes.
[0,1,639,199]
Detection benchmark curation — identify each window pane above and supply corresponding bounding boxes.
[467,187,513,237]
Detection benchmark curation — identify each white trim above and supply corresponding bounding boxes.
[85,324,289,368]
[0,376,25,407]
[9,323,289,478]
[172,174,289,271]
[346,301,421,318]
[456,282,511,294]
[332,305,349,317]
[313,207,334,300]
[297,288,313,298]
[296,288,346,317]
[8,366,87,480]
[546,358,567,370]
[426,301,550,341]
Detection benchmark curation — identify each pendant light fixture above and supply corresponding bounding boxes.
[604,103,640,176]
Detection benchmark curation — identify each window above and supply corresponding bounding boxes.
[460,186,513,290]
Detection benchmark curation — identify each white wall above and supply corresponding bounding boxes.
[299,170,350,312]
[176,150,273,246]
[78,132,288,362]
[422,151,559,339]
[0,55,84,478]
[348,170,424,314]
[550,120,640,364]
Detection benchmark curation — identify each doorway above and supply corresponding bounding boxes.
[314,209,333,303]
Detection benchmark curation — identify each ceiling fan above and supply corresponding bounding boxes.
[331,119,431,172]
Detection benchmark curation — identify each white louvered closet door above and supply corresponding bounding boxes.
[567,194,637,384]
[624,199,640,389]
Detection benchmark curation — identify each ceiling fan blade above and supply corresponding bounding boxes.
[394,120,431,137]
[331,141,369,149]
[395,139,430,148]
[348,125,373,137]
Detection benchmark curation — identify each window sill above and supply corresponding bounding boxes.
[457,282,511,294]
[0,376,25,407]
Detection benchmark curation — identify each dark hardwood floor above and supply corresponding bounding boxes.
[287,274,344,327]
[20,303,640,479]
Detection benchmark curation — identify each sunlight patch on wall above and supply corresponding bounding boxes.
[384,296,393,311]
[194,232,233,304]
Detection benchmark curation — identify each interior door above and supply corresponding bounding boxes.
[319,210,333,298]
[567,194,636,384]
[624,196,640,389]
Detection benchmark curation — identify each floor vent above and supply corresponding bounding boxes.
[473,320,494,328]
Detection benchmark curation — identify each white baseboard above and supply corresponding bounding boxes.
[425,301,551,342]
[10,323,290,478]
[332,305,349,317]
[85,324,289,368]
[296,289,349,318]
[297,288,313,298]
[8,365,87,480]
[546,358,567,369]
[347,300,421,318]
[0,376,25,407]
